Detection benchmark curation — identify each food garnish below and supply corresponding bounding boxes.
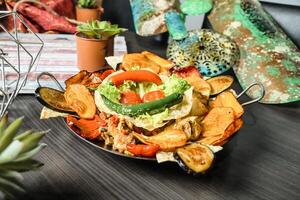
[127,144,160,157]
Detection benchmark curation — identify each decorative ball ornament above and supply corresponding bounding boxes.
[167,29,240,77]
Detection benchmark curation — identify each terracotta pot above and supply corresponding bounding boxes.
[76,6,101,22]
[76,33,112,72]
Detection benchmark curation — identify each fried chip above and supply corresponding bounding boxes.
[65,70,88,88]
[122,53,160,74]
[209,91,244,118]
[206,75,234,95]
[201,107,235,137]
[141,51,174,73]
[64,84,96,119]
[189,92,209,117]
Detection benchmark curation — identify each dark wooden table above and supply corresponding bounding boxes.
[10,32,300,200]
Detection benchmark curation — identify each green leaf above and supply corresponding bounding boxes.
[0,176,25,197]
[0,140,23,164]
[0,170,23,184]
[0,159,44,172]
[15,143,47,162]
[0,117,23,153]
[13,130,33,141]
[0,115,8,138]
[19,131,48,154]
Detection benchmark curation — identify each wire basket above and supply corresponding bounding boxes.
[0,11,44,118]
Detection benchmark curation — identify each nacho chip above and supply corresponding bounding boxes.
[201,107,235,137]
[209,91,244,118]
[122,53,160,74]
[206,75,234,95]
[141,51,174,73]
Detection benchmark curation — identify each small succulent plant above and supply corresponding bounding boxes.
[78,0,97,9]
[77,20,127,40]
[0,115,47,199]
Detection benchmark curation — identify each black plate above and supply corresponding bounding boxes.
[63,118,156,161]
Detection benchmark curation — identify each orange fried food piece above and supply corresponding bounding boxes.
[141,51,174,73]
[209,91,244,118]
[121,53,160,74]
[65,70,88,88]
[64,84,96,119]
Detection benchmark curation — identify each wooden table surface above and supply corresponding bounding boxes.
[10,32,300,200]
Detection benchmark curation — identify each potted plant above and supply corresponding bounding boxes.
[76,0,103,22]
[76,20,127,72]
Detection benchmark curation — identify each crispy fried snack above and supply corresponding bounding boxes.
[141,51,174,73]
[65,70,103,89]
[64,84,96,119]
[206,76,234,95]
[209,91,244,118]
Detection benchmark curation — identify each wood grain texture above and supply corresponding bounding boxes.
[7,31,300,200]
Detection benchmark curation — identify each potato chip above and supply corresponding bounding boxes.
[122,53,160,74]
[189,92,209,117]
[141,51,174,73]
[209,91,244,118]
[206,75,234,95]
[201,107,235,137]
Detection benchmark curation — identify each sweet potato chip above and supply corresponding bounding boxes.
[65,70,88,88]
[64,84,96,119]
[201,107,235,137]
[209,91,244,118]
[206,75,234,95]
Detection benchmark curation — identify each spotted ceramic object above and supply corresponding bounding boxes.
[167,29,239,77]
[209,0,300,104]
[130,0,180,36]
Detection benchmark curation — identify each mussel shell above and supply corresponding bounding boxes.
[35,87,76,115]
[174,143,214,175]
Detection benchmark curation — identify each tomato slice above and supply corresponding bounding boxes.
[142,90,165,102]
[120,91,142,105]
[100,69,115,80]
[173,66,201,78]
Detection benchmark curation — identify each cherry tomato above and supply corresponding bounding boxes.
[120,91,142,105]
[142,90,165,102]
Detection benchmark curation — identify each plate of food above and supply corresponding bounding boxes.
[35,51,264,174]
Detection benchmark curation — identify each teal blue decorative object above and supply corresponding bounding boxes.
[165,11,188,40]
[181,0,213,15]
[167,29,240,77]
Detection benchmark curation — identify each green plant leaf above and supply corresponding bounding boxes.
[0,141,23,164]
[19,131,48,154]
[15,143,47,162]
[0,170,23,184]
[0,117,23,153]
[13,130,33,141]
[0,159,44,172]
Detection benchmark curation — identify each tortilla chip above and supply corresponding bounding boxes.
[141,51,174,73]
[189,92,209,116]
[201,107,235,137]
[122,53,160,74]
[209,91,244,118]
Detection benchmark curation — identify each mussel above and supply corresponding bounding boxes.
[35,87,76,115]
[174,142,214,174]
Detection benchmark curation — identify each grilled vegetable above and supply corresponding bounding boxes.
[35,87,75,114]
[127,144,160,157]
[133,129,187,151]
[64,84,96,119]
[206,76,233,95]
[110,70,163,86]
[101,92,183,117]
[175,143,214,174]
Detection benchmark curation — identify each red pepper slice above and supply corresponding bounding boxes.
[173,66,201,78]
[110,70,162,86]
[127,144,160,157]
